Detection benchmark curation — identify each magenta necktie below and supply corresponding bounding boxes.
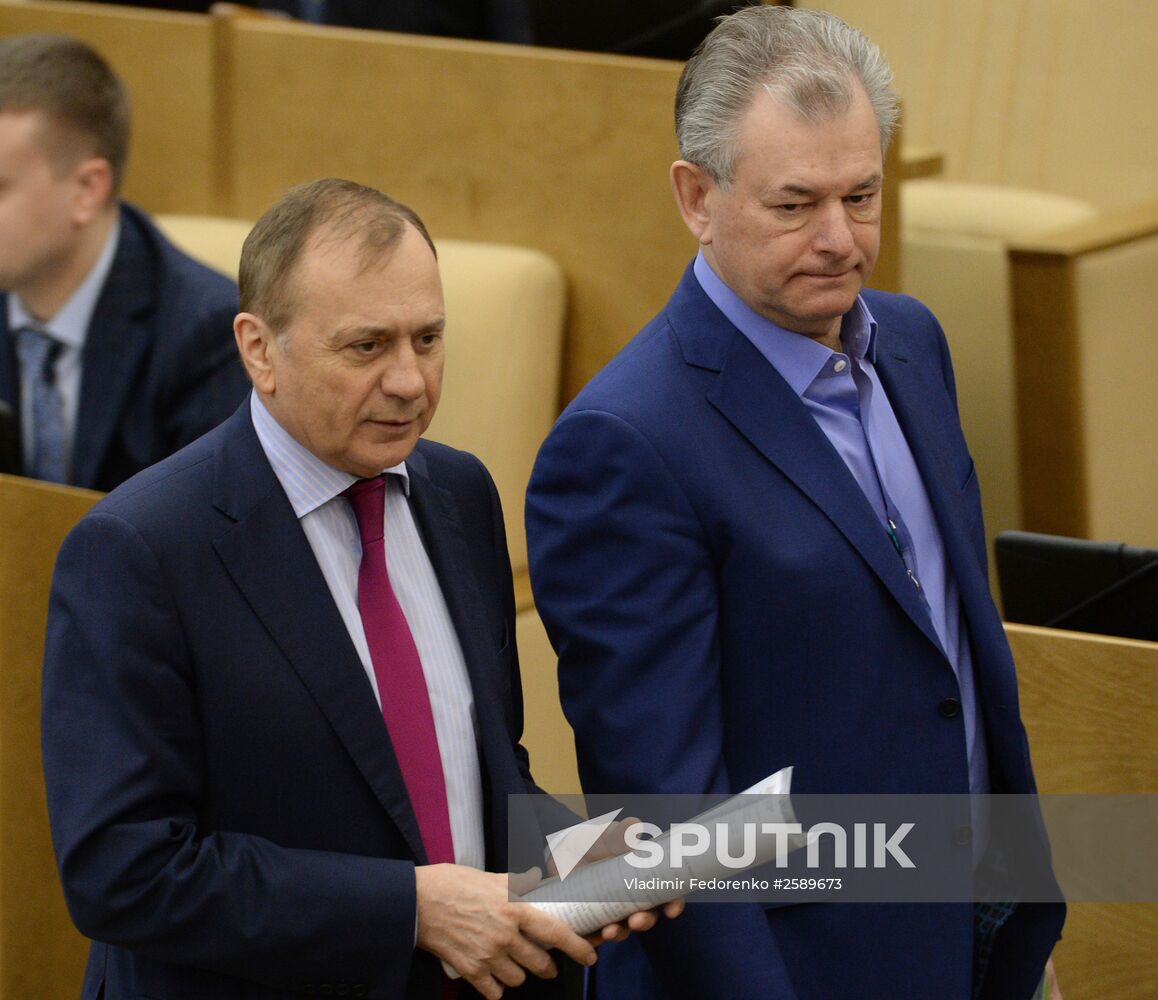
[344,476,455,865]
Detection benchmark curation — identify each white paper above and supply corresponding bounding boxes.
[441,765,796,980]
[522,766,796,934]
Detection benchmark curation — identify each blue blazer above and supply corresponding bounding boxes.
[526,266,1064,1000]
[42,404,563,999]
[0,202,248,492]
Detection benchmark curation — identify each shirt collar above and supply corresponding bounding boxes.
[7,213,121,348]
[249,391,410,520]
[692,250,878,398]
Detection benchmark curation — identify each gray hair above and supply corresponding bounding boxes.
[675,6,899,185]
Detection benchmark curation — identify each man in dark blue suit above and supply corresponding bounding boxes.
[0,34,246,492]
[526,7,1063,1000]
[41,179,674,999]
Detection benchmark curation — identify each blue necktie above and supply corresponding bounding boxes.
[14,326,68,483]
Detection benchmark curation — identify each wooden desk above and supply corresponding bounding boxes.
[900,145,945,180]
[1008,623,1158,1000]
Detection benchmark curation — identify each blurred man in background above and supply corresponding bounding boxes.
[0,33,246,491]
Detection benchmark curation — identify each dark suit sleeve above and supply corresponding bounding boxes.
[526,409,799,998]
[42,510,418,996]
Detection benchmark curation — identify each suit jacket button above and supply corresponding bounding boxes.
[938,698,961,718]
[953,825,973,847]
[352,987,367,998]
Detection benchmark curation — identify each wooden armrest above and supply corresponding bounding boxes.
[1010,198,1158,259]
[1009,197,1158,541]
[899,145,944,181]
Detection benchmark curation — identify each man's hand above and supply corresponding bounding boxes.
[415,864,595,1000]
[586,899,686,944]
[544,816,686,943]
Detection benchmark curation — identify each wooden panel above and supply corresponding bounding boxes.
[0,0,218,213]
[0,475,101,998]
[1012,199,1158,258]
[1008,623,1158,793]
[2,4,908,405]
[798,1,1158,211]
[1052,902,1158,1000]
[1007,623,1158,1000]
[1008,249,1087,537]
[219,18,693,403]
[218,17,909,401]
[1072,235,1158,547]
[872,120,901,294]
[1010,203,1158,541]
[515,606,580,796]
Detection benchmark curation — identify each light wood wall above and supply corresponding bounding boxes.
[0,476,99,998]
[1008,623,1158,1000]
[0,0,219,213]
[797,0,1158,212]
[801,0,1158,549]
[0,0,906,405]
[213,18,693,402]
[1010,203,1158,547]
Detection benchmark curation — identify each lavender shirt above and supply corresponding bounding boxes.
[694,253,989,798]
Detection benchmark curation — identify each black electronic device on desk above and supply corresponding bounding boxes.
[0,401,21,476]
[996,530,1158,643]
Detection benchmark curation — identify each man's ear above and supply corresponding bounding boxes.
[70,157,114,226]
[234,312,277,394]
[670,160,716,245]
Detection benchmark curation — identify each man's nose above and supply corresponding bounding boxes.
[380,348,426,400]
[811,201,856,256]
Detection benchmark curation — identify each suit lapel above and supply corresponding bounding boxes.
[209,409,428,862]
[711,334,944,651]
[669,271,943,652]
[71,207,156,489]
[875,330,1015,691]
[874,334,981,590]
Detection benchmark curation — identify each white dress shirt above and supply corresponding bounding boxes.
[250,392,486,870]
